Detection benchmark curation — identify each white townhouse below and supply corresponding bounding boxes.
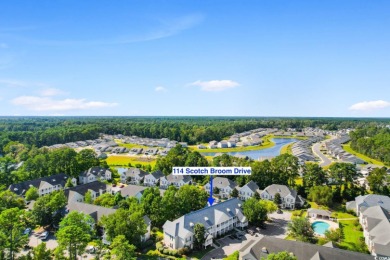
[259,184,304,209]
[79,167,112,184]
[120,167,148,185]
[204,177,238,199]
[144,171,165,187]
[160,174,192,189]
[9,173,77,197]
[346,194,390,257]
[163,198,248,250]
[238,181,260,201]
[65,181,107,203]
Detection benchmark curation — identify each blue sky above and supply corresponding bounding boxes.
[0,0,390,117]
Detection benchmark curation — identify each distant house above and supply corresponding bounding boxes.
[217,141,229,148]
[259,184,304,209]
[204,177,238,199]
[120,168,148,185]
[144,148,158,155]
[346,194,390,215]
[209,141,218,149]
[65,181,107,203]
[197,145,206,149]
[9,173,77,197]
[179,142,188,148]
[79,167,112,184]
[160,175,192,189]
[163,198,248,250]
[113,184,165,201]
[144,171,165,187]
[227,141,236,148]
[238,181,260,201]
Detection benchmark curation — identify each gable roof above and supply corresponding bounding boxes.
[80,167,111,178]
[125,167,148,178]
[262,184,297,198]
[239,236,373,260]
[148,170,165,180]
[120,184,147,197]
[241,181,259,192]
[355,194,390,213]
[64,181,107,199]
[211,177,238,189]
[67,202,117,223]
[163,198,245,238]
[165,174,192,183]
[9,173,71,196]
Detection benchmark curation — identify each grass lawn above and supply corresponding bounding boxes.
[187,247,215,260]
[280,143,293,154]
[105,155,157,167]
[342,143,386,166]
[338,220,368,253]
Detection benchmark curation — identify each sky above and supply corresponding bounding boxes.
[0,0,390,117]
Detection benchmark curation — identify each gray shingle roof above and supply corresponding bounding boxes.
[64,181,107,198]
[163,198,245,238]
[150,170,165,179]
[211,177,237,189]
[263,184,297,198]
[125,167,148,178]
[307,208,331,217]
[241,181,259,192]
[166,174,192,183]
[239,235,373,260]
[355,194,390,213]
[80,167,111,178]
[9,173,70,196]
[67,202,117,223]
[120,185,147,197]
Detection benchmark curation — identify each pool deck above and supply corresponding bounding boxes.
[309,218,339,236]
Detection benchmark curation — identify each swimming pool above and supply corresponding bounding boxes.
[312,221,330,235]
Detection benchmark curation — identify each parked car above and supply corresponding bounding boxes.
[23,228,32,236]
[40,231,49,240]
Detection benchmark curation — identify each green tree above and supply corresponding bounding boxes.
[193,223,206,249]
[231,188,239,198]
[56,211,95,260]
[76,149,100,172]
[32,242,52,260]
[176,185,208,216]
[84,190,93,204]
[110,235,136,260]
[303,163,327,191]
[94,193,116,207]
[287,217,315,243]
[262,251,297,260]
[224,251,239,260]
[367,167,389,195]
[0,208,28,260]
[324,228,343,243]
[141,187,163,226]
[100,208,146,247]
[31,190,67,227]
[242,198,268,226]
[160,186,179,221]
[271,154,299,187]
[274,192,282,206]
[65,178,74,188]
[0,190,25,213]
[308,186,333,207]
[259,200,278,214]
[25,186,39,201]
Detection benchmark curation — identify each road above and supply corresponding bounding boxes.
[312,142,332,167]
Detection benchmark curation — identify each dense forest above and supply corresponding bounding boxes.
[1,116,388,153]
[350,126,390,164]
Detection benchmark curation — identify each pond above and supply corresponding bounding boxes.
[200,138,297,160]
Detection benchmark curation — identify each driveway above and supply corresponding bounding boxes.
[260,211,292,238]
[312,142,332,167]
[201,234,250,260]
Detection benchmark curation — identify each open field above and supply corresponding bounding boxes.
[105,155,157,167]
[342,143,386,166]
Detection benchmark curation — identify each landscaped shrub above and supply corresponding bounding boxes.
[152,227,159,233]
[156,242,162,248]
[146,250,160,256]
[163,249,169,255]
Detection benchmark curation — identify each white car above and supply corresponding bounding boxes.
[39,231,49,240]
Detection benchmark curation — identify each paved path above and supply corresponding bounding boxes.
[312,142,332,167]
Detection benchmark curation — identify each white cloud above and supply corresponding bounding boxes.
[155,86,167,92]
[12,96,117,111]
[0,79,49,88]
[190,80,240,92]
[39,88,67,96]
[349,100,390,111]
